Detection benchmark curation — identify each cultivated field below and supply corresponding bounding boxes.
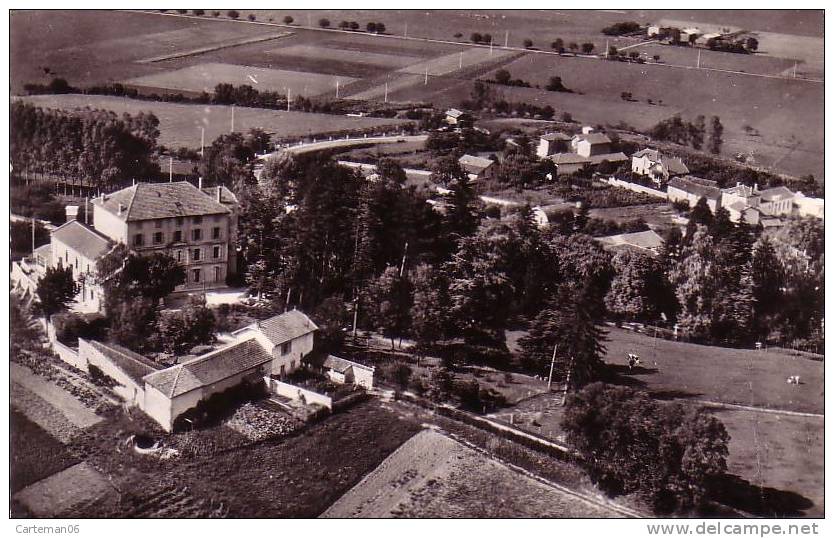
[14,462,119,518]
[629,43,799,77]
[268,43,423,68]
[323,429,620,517]
[125,62,357,97]
[19,94,407,149]
[10,410,80,494]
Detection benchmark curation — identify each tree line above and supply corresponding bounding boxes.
[10,101,160,190]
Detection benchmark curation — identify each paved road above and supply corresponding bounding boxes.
[131,10,822,84]
[261,134,427,159]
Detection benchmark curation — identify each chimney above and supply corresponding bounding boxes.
[582,125,594,134]
[754,183,759,192]
[65,205,79,222]
[198,177,203,190]
[216,187,222,203]
[117,203,124,216]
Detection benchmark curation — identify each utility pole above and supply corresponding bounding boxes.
[424,66,428,85]
[336,79,340,99]
[504,30,509,48]
[384,81,388,103]
[230,105,235,133]
[200,126,205,158]
[605,39,609,58]
[352,298,359,338]
[697,48,701,69]
[490,38,493,56]
[561,356,575,406]
[286,87,291,111]
[85,196,89,224]
[399,241,408,277]
[404,22,408,38]
[169,157,173,182]
[31,216,35,256]
[793,61,798,78]
[459,51,463,69]
[547,343,557,390]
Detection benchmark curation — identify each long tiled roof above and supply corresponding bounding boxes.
[249,310,318,346]
[550,153,592,165]
[202,185,239,207]
[598,229,665,252]
[92,182,230,222]
[323,354,374,374]
[86,340,160,385]
[143,338,272,398]
[458,154,494,172]
[51,221,113,261]
[588,152,629,164]
[668,176,721,200]
[759,186,794,202]
[541,132,572,142]
[575,132,612,145]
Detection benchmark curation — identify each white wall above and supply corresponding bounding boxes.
[79,339,146,408]
[92,205,128,244]
[270,332,314,376]
[269,379,332,409]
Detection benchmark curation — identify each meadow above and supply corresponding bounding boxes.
[19,94,407,150]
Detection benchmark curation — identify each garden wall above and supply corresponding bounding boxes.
[268,378,333,409]
[602,177,668,199]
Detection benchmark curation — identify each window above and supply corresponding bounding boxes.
[213,245,221,259]
[192,228,202,241]
[133,234,143,246]
[212,226,221,239]
[280,341,292,355]
[154,220,162,229]
[214,266,221,282]
[173,230,182,243]
[192,248,201,261]
[153,232,163,244]
[175,250,183,263]
[176,217,183,226]
[74,258,78,269]
[192,268,201,283]
[193,216,203,224]
[290,360,296,370]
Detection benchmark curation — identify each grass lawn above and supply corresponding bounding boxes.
[19,94,406,149]
[631,43,798,77]
[10,410,81,494]
[602,326,824,414]
[589,202,680,230]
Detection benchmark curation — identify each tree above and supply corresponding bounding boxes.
[35,265,79,319]
[545,76,568,92]
[366,21,377,33]
[568,42,579,54]
[523,38,534,49]
[248,14,256,21]
[410,264,451,353]
[518,288,606,387]
[608,45,618,57]
[227,10,239,19]
[350,21,360,31]
[313,296,349,353]
[653,54,661,62]
[708,116,723,154]
[338,20,349,29]
[109,297,159,352]
[605,250,676,322]
[318,18,330,28]
[689,115,706,151]
[470,32,483,43]
[494,69,512,85]
[581,42,595,54]
[551,38,565,53]
[629,51,640,60]
[745,37,759,51]
[689,197,714,227]
[192,9,204,16]
[669,229,718,340]
[363,267,413,349]
[563,383,729,513]
[283,15,294,24]
[120,253,186,302]
[375,22,386,34]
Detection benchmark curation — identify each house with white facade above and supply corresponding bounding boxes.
[667,176,722,212]
[322,355,375,389]
[458,154,496,181]
[631,149,690,186]
[536,132,572,158]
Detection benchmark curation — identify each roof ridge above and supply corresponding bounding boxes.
[124,184,139,221]
[168,364,184,399]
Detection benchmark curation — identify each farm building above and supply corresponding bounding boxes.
[758,186,795,217]
[631,149,690,186]
[445,108,473,127]
[536,132,572,158]
[458,154,496,180]
[725,201,761,225]
[667,176,722,212]
[231,310,319,378]
[571,130,613,158]
[79,339,160,408]
[322,355,375,389]
[597,229,665,256]
[793,192,824,220]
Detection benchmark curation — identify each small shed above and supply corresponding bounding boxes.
[322,355,375,389]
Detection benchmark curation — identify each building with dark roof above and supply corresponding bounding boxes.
[667,175,723,212]
[537,132,572,158]
[631,148,690,186]
[322,355,375,388]
[49,219,114,312]
[458,154,496,180]
[92,181,239,292]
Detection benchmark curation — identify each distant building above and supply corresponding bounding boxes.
[458,154,496,181]
[631,148,690,186]
[536,132,572,158]
[571,131,613,158]
[758,186,795,217]
[445,108,472,127]
[793,191,824,220]
[667,176,722,212]
[548,151,628,176]
[50,219,113,312]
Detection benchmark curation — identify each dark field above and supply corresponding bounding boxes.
[10,410,81,493]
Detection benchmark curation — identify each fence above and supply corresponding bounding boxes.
[268,378,333,409]
[601,177,668,199]
[51,339,87,372]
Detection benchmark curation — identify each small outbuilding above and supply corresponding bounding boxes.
[322,355,375,389]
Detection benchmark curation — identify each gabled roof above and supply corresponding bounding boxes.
[201,185,239,207]
[588,152,629,164]
[549,153,592,165]
[727,200,748,212]
[323,355,374,374]
[445,108,468,118]
[458,154,494,173]
[574,132,611,145]
[238,310,319,347]
[667,176,721,200]
[51,220,113,261]
[661,157,689,175]
[86,340,160,385]
[92,182,231,222]
[759,186,794,202]
[597,229,665,252]
[143,338,272,398]
[33,243,52,263]
[632,148,661,160]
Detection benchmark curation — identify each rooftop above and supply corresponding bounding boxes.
[574,132,612,145]
[51,220,113,261]
[85,340,160,385]
[92,181,231,222]
[323,355,374,374]
[668,176,722,200]
[759,186,795,202]
[143,338,272,398]
[597,229,665,252]
[541,132,572,142]
[458,154,494,172]
[588,152,629,164]
[235,310,319,347]
[549,153,592,165]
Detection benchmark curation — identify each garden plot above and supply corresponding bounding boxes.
[14,462,118,517]
[323,429,619,518]
[267,44,423,69]
[125,62,357,97]
[11,362,102,430]
[11,382,82,444]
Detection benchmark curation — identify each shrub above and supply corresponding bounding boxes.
[227,10,239,19]
[523,38,534,48]
[248,14,256,21]
[602,21,642,36]
[284,16,294,24]
[318,18,331,28]
[52,312,109,346]
[470,32,483,43]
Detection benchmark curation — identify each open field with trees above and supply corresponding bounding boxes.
[18,94,406,150]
